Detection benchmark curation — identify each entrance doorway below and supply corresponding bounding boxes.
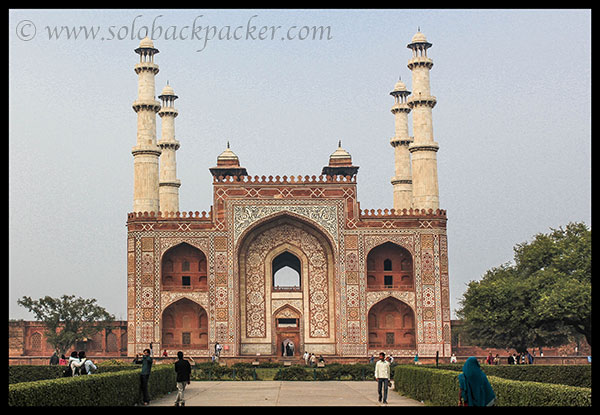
[275,315,301,356]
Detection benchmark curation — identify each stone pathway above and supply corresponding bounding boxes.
[147,380,424,406]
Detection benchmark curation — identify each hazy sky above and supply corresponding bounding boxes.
[9,9,591,321]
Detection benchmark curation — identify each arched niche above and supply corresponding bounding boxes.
[237,214,336,354]
[161,243,208,291]
[366,242,414,290]
[161,298,208,350]
[368,297,415,350]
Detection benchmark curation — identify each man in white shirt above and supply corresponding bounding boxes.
[374,352,390,404]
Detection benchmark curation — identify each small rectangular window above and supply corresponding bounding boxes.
[182,276,191,286]
[182,332,191,345]
[277,318,298,327]
[384,275,393,287]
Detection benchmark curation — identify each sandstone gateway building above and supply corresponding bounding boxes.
[126,32,451,360]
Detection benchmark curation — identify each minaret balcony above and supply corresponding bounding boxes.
[408,142,439,153]
[134,62,159,75]
[159,179,181,188]
[132,99,161,113]
[158,140,180,150]
[132,144,162,157]
[407,56,433,69]
[390,136,412,147]
[391,103,411,114]
[407,95,437,109]
[158,107,179,117]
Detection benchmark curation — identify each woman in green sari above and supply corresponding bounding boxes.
[458,357,496,406]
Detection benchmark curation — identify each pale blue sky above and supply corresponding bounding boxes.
[9,9,591,320]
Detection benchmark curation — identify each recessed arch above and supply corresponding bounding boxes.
[236,213,336,355]
[366,241,413,290]
[161,298,208,350]
[368,296,415,350]
[161,242,207,291]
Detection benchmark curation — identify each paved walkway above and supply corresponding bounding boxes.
[148,381,424,406]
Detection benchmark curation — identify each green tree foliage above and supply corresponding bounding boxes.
[457,222,591,352]
[17,295,114,356]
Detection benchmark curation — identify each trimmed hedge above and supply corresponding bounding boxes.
[9,364,138,384]
[271,363,387,381]
[8,364,176,406]
[190,362,381,381]
[192,363,257,381]
[393,365,591,406]
[432,364,591,388]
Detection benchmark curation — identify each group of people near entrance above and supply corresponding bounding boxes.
[302,351,325,367]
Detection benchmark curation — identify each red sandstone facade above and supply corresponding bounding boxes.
[126,159,451,359]
[9,320,128,358]
[122,34,452,360]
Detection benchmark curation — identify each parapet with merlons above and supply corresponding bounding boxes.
[212,174,357,184]
[359,207,446,217]
[126,209,214,231]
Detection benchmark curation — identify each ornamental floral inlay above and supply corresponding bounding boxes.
[233,204,338,245]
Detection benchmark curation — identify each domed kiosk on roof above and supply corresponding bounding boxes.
[321,141,359,177]
[209,142,248,178]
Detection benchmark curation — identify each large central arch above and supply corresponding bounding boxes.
[236,214,337,356]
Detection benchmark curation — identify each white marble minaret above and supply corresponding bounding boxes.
[390,78,413,210]
[158,83,181,213]
[407,30,440,211]
[132,37,161,213]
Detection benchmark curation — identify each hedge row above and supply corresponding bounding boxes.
[393,365,591,406]
[190,362,381,381]
[192,364,258,380]
[9,364,138,384]
[272,363,380,381]
[432,364,591,388]
[8,364,176,406]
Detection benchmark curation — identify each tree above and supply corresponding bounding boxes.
[456,222,591,352]
[17,294,115,356]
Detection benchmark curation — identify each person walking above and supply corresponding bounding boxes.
[374,352,390,404]
[134,348,153,405]
[458,357,496,406]
[174,351,192,407]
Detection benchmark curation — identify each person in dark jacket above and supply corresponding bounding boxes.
[133,348,153,405]
[174,351,192,407]
[49,350,59,365]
